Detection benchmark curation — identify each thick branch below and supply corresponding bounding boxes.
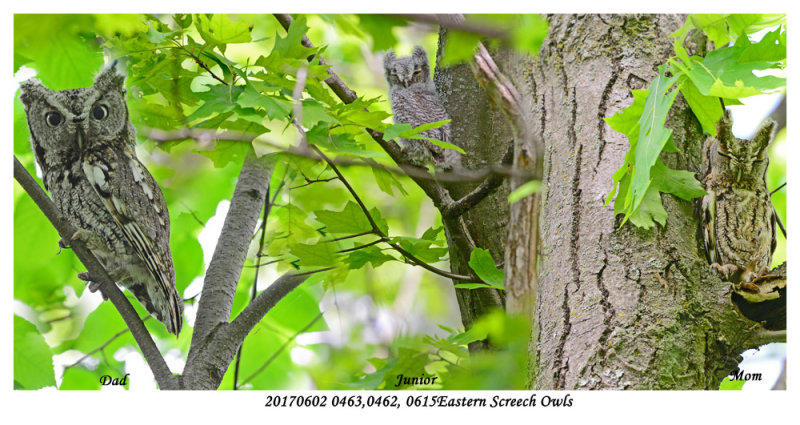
[182,269,324,390]
[442,144,515,218]
[13,156,177,390]
[225,273,311,343]
[188,149,273,346]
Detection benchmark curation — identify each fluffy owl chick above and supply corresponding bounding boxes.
[384,46,460,170]
[701,110,777,288]
[19,62,183,335]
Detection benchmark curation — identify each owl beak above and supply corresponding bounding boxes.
[76,127,86,150]
[402,80,409,88]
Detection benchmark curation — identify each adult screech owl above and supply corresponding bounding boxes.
[19,62,183,335]
[384,46,459,169]
[701,110,777,289]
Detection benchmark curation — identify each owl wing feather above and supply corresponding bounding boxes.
[701,190,718,265]
[82,143,182,334]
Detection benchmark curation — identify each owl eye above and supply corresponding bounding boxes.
[92,105,109,120]
[413,69,422,77]
[45,112,63,127]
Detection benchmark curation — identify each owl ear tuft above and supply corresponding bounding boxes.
[94,60,126,94]
[383,50,396,69]
[412,46,428,64]
[716,109,733,142]
[753,119,776,147]
[19,78,48,108]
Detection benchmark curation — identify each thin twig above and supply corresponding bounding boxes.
[338,238,387,254]
[328,230,375,242]
[273,13,455,213]
[770,182,786,196]
[239,312,324,386]
[146,127,534,183]
[180,201,206,226]
[311,145,384,235]
[64,315,154,370]
[177,42,230,86]
[311,145,478,282]
[290,176,339,189]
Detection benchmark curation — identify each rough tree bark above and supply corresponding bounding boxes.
[440,14,785,389]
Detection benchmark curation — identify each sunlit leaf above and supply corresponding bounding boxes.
[14,315,56,390]
[467,248,504,289]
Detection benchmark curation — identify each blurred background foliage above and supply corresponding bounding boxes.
[13,13,543,391]
[13,14,785,391]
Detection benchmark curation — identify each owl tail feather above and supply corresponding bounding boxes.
[128,282,183,336]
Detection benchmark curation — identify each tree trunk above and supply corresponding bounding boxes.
[440,14,783,389]
[434,29,511,349]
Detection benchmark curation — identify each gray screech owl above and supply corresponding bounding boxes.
[19,62,183,335]
[701,110,777,289]
[384,46,460,169]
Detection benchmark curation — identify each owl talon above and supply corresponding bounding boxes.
[78,272,108,300]
[737,281,760,293]
[751,273,780,285]
[711,263,738,280]
[57,238,71,254]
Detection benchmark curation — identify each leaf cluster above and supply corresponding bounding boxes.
[606,14,785,228]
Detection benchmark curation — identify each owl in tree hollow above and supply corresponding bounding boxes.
[20,62,183,335]
[384,46,459,169]
[701,109,777,289]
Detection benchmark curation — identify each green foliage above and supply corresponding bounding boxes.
[383,120,465,154]
[461,248,504,290]
[440,14,549,66]
[719,377,746,390]
[14,316,56,390]
[508,180,541,204]
[606,14,785,228]
[349,311,530,390]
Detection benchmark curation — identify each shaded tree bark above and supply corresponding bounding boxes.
[434,29,511,350]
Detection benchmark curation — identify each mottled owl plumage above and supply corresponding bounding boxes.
[384,46,460,169]
[19,62,183,335]
[701,110,777,288]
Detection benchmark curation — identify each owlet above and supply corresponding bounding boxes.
[700,110,777,289]
[384,46,460,170]
[19,62,183,335]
